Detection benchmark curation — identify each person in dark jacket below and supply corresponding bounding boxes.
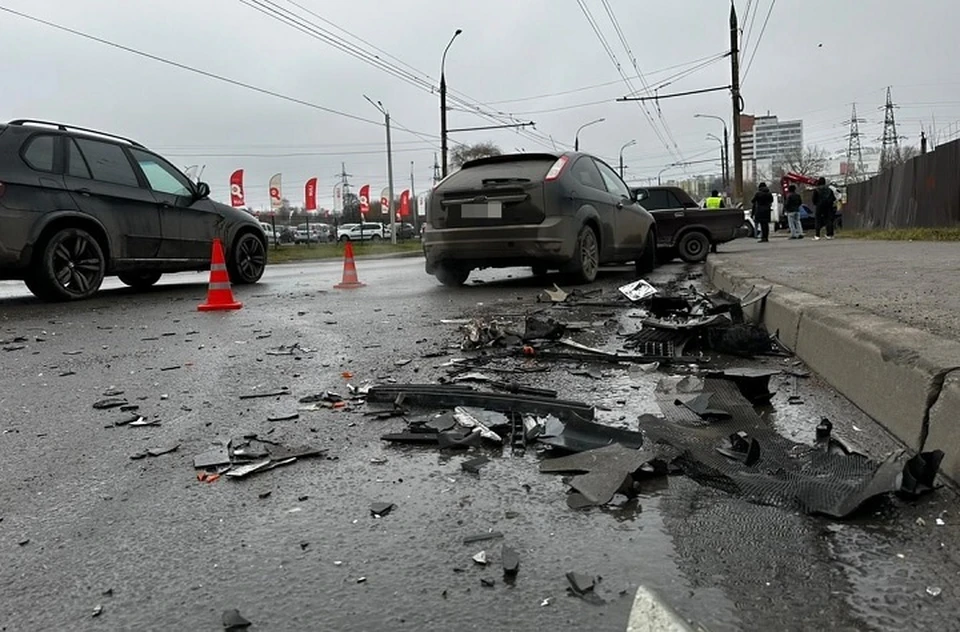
[812,177,837,240]
[751,182,774,243]
[783,184,804,239]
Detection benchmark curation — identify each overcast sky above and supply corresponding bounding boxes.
[1,0,957,209]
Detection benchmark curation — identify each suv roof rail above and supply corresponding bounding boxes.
[6,119,145,148]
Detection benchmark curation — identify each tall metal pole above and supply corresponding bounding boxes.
[440,29,462,178]
[410,161,417,234]
[730,4,744,203]
[574,118,605,152]
[386,111,396,244]
[618,139,635,179]
[723,125,730,190]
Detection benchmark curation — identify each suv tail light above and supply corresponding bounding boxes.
[544,156,569,181]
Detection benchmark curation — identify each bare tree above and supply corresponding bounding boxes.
[774,145,829,179]
[450,142,503,169]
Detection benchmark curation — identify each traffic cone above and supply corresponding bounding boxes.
[334,240,366,290]
[198,239,243,311]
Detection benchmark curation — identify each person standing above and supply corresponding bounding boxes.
[783,184,804,239]
[705,190,725,209]
[812,177,837,240]
[751,182,774,243]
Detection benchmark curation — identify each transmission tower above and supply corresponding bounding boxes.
[336,162,353,197]
[432,153,441,185]
[879,87,904,170]
[844,103,867,184]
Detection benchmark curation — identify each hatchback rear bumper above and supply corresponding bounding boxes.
[422,216,575,273]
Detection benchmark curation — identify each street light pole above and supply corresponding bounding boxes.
[440,28,462,179]
[574,118,605,152]
[706,133,725,186]
[695,113,730,190]
[658,165,671,185]
[619,139,636,179]
[365,95,397,244]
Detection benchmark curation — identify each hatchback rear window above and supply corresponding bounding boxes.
[444,159,554,188]
[22,135,56,172]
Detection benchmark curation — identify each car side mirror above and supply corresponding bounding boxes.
[195,181,211,200]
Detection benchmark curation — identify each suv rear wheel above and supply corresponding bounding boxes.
[27,227,106,301]
[568,225,600,284]
[435,263,470,287]
[118,272,162,289]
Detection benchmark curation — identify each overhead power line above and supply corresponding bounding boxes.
[0,5,387,128]
[742,0,777,82]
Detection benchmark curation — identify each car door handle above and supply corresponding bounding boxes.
[76,188,91,197]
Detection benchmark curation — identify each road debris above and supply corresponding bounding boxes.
[239,388,290,400]
[222,608,252,630]
[927,586,943,598]
[463,532,504,545]
[93,398,128,410]
[472,551,488,566]
[267,413,300,422]
[266,342,315,356]
[194,436,326,480]
[566,571,604,605]
[618,279,658,303]
[370,502,395,517]
[502,546,520,577]
[92,605,103,618]
[461,456,491,474]
[523,316,566,342]
[538,284,568,303]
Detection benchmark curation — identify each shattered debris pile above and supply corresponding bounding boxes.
[644,376,942,518]
[193,435,326,481]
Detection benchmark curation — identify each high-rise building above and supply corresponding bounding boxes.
[740,114,803,181]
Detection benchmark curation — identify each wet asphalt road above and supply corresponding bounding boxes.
[1,256,959,632]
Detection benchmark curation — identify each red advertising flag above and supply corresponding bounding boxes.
[229,169,245,207]
[305,177,318,211]
[359,184,370,215]
[399,189,411,217]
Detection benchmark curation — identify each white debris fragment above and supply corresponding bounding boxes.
[540,598,552,607]
[927,586,942,598]
[917,517,927,527]
[472,551,488,566]
[618,279,658,302]
[937,518,946,526]
[454,407,503,443]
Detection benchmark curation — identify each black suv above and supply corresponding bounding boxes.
[0,120,267,301]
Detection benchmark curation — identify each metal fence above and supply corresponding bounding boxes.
[845,138,960,228]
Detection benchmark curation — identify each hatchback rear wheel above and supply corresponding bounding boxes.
[27,227,106,301]
[568,225,599,284]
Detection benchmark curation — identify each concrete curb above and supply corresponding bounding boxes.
[626,586,696,632]
[705,258,960,484]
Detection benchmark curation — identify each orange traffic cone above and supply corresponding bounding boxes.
[334,240,366,290]
[198,239,243,311]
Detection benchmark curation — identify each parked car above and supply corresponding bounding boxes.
[775,204,844,231]
[259,221,279,245]
[338,222,387,242]
[631,186,744,263]
[423,152,657,286]
[393,222,417,240]
[294,228,320,244]
[296,222,334,243]
[0,119,267,301]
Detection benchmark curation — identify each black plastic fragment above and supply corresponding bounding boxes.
[523,316,566,342]
[899,450,945,498]
[461,456,490,474]
[536,416,643,453]
[716,431,761,467]
[370,502,395,517]
[93,398,128,410]
[222,608,252,630]
[381,432,441,445]
[501,546,520,577]
[437,429,483,449]
[239,389,290,400]
[462,532,504,544]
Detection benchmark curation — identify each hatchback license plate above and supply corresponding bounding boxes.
[461,202,502,219]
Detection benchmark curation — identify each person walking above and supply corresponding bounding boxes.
[751,182,774,243]
[812,177,837,240]
[783,184,804,239]
[705,190,725,209]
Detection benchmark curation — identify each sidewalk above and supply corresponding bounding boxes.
[706,236,960,485]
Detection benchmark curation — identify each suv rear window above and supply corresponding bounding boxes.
[22,135,56,172]
[73,139,139,187]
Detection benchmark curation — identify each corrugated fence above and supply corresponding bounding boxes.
[845,139,960,228]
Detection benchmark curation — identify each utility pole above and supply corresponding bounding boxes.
[410,161,417,233]
[440,29,463,179]
[879,86,903,171]
[364,95,397,244]
[844,103,867,184]
[730,3,744,203]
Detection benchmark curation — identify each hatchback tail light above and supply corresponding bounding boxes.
[544,156,569,181]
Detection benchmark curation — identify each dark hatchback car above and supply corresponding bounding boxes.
[423,152,656,286]
[0,120,267,301]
